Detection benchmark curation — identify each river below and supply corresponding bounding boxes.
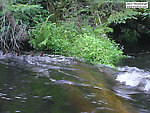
[0,50,149,113]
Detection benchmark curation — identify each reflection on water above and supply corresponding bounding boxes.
[0,50,148,113]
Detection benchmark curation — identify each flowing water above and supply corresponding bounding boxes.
[0,50,150,113]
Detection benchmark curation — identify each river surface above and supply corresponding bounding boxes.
[0,50,150,113]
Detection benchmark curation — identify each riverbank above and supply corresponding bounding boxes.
[29,21,125,67]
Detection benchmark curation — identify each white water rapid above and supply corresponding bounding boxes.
[116,66,150,93]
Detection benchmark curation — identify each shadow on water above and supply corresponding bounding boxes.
[0,50,146,113]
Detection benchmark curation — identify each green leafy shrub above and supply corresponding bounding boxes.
[70,33,123,66]
[9,4,48,26]
[30,21,124,66]
[107,9,141,24]
[29,21,78,53]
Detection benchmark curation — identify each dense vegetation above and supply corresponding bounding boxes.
[0,0,149,66]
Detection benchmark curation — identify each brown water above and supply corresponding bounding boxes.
[0,51,149,113]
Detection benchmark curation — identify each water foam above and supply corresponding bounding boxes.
[116,66,150,92]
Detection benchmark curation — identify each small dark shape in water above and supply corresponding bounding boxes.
[2,50,6,55]
[40,51,43,57]
[30,51,35,57]
[16,52,20,56]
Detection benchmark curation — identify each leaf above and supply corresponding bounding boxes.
[38,38,49,47]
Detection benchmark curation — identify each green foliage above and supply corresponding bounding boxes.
[107,9,141,24]
[9,4,48,26]
[107,7,150,44]
[118,28,140,44]
[1,0,149,64]
[13,0,29,4]
[94,26,113,35]
[71,33,123,66]
[29,21,78,53]
[138,8,150,18]
[30,21,124,66]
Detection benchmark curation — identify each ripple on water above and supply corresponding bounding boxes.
[1,96,12,100]
[43,96,52,100]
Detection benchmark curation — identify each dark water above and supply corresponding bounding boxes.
[0,51,149,113]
